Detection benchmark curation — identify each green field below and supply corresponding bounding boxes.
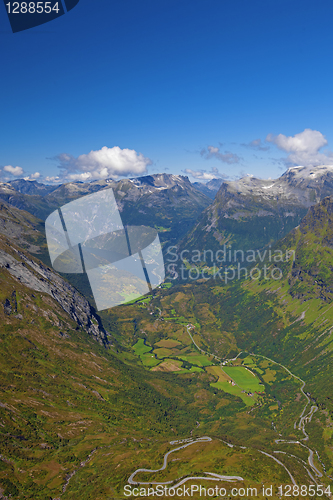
[153,347,177,357]
[159,282,172,288]
[242,357,264,374]
[208,365,265,407]
[223,366,264,393]
[133,340,161,367]
[211,380,255,406]
[188,365,204,372]
[133,338,152,356]
[177,353,213,367]
[125,295,153,305]
[163,316,188,324]
[140,353,161,367]
[155,339,182,348]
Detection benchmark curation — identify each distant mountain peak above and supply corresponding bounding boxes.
[281,164,333,180]
[128,173,191,189]
[192,178,223,199]
[9,178,59,196]
[215,164,333,201]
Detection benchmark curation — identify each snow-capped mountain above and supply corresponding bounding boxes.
[179,165,333,255]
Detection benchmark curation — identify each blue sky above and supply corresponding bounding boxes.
[1,0,333,183]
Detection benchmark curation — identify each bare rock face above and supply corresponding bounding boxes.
[0,242,108,346]
[0,200,107,345]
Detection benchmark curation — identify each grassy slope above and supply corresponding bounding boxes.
[0,262,207,498]
[0,236,208,498]
[1,244,280,499]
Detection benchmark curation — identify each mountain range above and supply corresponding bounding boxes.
[179,165,333,260]
[0,174,212,250]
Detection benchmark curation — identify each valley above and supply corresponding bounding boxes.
[1,169,333,498]
[111,286,331,496]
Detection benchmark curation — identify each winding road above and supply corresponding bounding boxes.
[127,309,329,491]
[240,352,325,481]
[128,437,244,487]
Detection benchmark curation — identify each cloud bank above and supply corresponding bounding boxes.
[55,146,152,182]
[266,129,333,167]
[1,146,151,184]
[185,167,228,181]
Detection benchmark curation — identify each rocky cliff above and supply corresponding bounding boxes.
[0,238,107,345]
[0,200,107,345]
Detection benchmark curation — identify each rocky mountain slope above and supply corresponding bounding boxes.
[179,165,333,258]
[0,201,107,345]
[0,201,45,254]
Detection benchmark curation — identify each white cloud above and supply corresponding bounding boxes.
[3,165,24,176]
[68,172,92,182]
[185,169,218,181]
[207,146,219,154]
[266,129,327,153]
[200,145,241,164]
[24,172,41,181]
[44,175,60,183]
[56,146,152,182]
[266,129,333,167]
[0,165,41,182]
[185,167,227,181]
